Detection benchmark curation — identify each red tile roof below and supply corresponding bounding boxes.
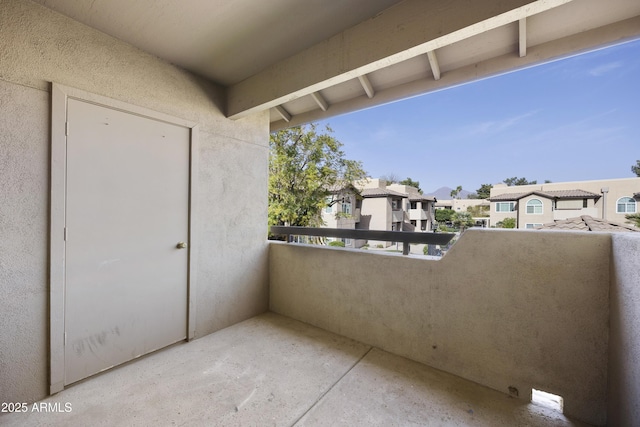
[535,216,639,232]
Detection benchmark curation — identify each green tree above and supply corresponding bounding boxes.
[399,177,423,194]
[626,213,640,227]
[467,205,489,217]
[632,160,640,177]
[474,183,493,199]
[497,217,517,228]
[380,173,400,184]
[452,211,474,231]
[269,124,366,227]
[435,208,455,223]
[450,185,463,199]
[503,177,537,186]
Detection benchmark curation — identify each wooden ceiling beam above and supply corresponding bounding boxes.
[358,75,375,98]
[427,50,441,80]
[228,0,572,119]
[310,91,329,111]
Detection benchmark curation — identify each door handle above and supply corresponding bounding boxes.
[176,242,188,249]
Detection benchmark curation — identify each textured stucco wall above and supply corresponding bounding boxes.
[518,195,554,228]
[608,233,640,427]
[360,197,391,246]
[0,78,50,407]
[0,0,269,404]
[270,229,610,425]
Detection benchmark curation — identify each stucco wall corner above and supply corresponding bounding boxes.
[608,232,640,427]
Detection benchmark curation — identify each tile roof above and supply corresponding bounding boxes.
[489,189,600,201]
[535,216,639,232]
[541,190,601,198]
[361,188,407,198]
[489,192,528,201]
[409,195,436,202]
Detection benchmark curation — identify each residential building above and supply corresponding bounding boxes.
[2,1,640,426]
[435,198,491,227]
[321,185,363,248]
[322,179,437,248]
[489,178,640,229]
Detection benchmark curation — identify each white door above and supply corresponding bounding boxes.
[64,99,190,385]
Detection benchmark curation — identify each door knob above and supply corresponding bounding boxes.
[176,242,188,249]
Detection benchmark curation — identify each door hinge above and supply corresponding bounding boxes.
[64,227,68,241]
[65,122,69,136]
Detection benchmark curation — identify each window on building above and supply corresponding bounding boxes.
[421,220,427,230]
[342,200,352,215]
[525,223,543,229]
[616,197,637,213]
[324,197,333,213]
[583,199,588,208]
[391,199,401,210]
[410,220,417,227]
[526,199,543,214]
[495,202,515,212]
[410,201,417,209]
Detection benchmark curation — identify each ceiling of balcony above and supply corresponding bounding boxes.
[34,0,640,130]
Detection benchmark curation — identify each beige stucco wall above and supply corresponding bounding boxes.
[0,0,269,404]
[519,195,554,228]
[270,229,610,425]
[492,202,518,225]
[360,197,391,246]
[608,233,640,427]
[450,198,489,212]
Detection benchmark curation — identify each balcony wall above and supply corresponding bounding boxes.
[391,209,404,223]
[270,229,610,425]
[608,232,640,427]
[409,208,428,220]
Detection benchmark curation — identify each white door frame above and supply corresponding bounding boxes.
[49,83,199,394]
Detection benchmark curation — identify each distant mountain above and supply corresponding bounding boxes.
[427,186,472,200]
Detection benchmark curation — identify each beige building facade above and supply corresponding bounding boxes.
[489,178,640,229]
[321,179,436,248]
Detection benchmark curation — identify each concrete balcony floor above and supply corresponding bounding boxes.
[2,313,591,426]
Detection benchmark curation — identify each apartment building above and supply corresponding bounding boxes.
[488,177,640,229]
[321,179,437,248]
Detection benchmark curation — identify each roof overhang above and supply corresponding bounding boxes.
[33,0,640,131]
[261,0,640,130]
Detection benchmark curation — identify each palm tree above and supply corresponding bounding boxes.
[450,185,462,199]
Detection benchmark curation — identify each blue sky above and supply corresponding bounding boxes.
[319,38,640,194]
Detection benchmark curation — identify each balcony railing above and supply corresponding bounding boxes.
[270,226,455,255]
